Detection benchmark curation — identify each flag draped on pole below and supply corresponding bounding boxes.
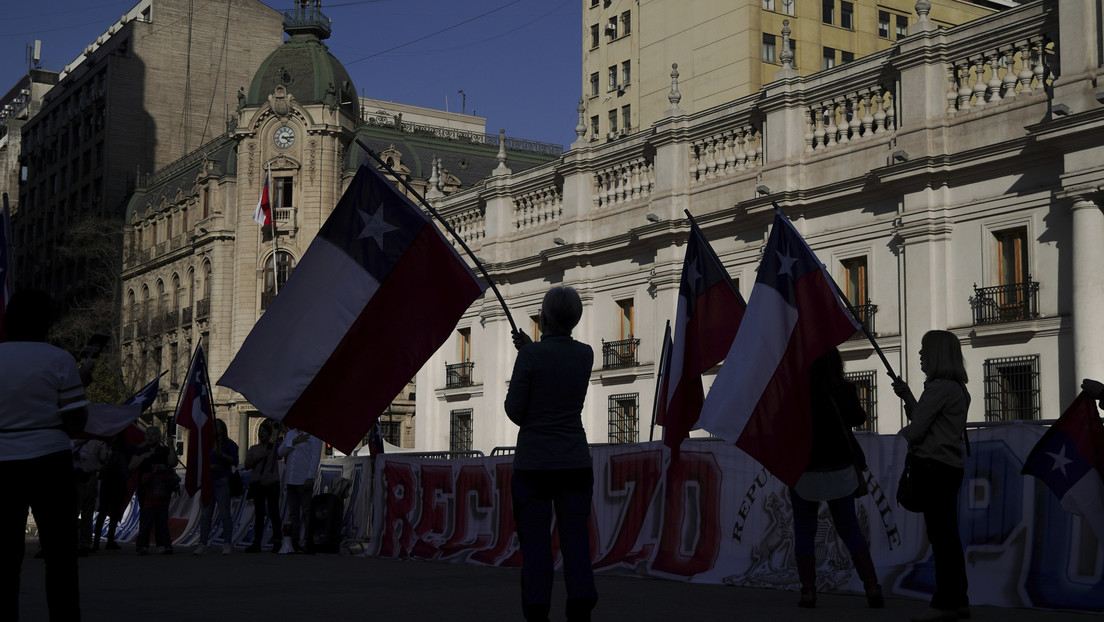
[253,168,272,226]
[126,374,162,413]
[699,209,859,486]
[659,222,745,457]
[1022,391,1104,544]
[218,163,487,453]
[176,345,215,505]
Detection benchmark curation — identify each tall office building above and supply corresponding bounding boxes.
[581,0,997,143]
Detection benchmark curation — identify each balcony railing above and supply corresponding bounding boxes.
[446,362,475,388]
[196,298,210,319]
[123,322,135,342]
[602,337,640,369]
[971,280,1039,325]
[181,306,192,325]
[163,309,179,329]
[848,302,878,339]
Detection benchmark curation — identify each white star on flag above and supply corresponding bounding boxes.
[1047,445,1073,477]
[776,249,798,277]
[358,204,398,249]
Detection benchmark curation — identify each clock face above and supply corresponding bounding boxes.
[273,125,295,149]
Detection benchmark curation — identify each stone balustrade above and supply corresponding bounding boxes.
[513,184,562,231]
[807,86,895,152]
[947,36,1051,114]
[689,125,761,183]
[593,156,655,208]
[443,205,485,248]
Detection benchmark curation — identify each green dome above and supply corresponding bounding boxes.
[246,22,358,116]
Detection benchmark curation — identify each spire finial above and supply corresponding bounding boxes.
[572,98,590,149]
[913,1,935,33]
[493,129,511,176]
[774,20,799,79]
[667,63,682,111]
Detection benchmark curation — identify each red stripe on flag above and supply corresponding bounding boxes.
[736,272,856,486]
[284,225,483,453]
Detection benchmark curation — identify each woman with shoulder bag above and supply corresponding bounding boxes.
[892,330,971,622]
[789,347,882,609]
[244,420,283,553]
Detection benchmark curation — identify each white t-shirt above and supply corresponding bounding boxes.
[0,341,85,461]
[278,428,323,486]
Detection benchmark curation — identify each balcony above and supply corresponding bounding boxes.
[123,322,135,342]
[181,306,192,326]
[848,302,878,339]
[446,362,475,388]
[971,280,1039,325]
[602,337,640,369]
[196,298,210,320]
[163,309,179,329]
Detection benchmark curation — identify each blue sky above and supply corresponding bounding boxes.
[0,0,582,147]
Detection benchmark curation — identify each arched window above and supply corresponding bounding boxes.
[203,261,212,298]
[261,251,296,309]
[141,284,150,316]
[155,279,166,315]
[170,273,180,309]
[187,267,195,307]
[126,289,136,320]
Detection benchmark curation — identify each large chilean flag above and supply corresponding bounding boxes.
[699,208,858,486]
[659,220,745,458]
[219,163,486,453]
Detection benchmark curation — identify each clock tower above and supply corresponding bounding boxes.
[223,1,361,424]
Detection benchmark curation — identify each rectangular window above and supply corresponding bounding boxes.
[590,72,599,97]
[995,227,1028,286]
[617,298,634,339]
[591,24,599,49]
[590,115,600,138]
[762,33,777,63]
[530,314,542,342]
[620,11,631,35]
[608,66,618,90]
[622,105,631,132]
[790,40,797,67]
[449,409,473,452]
[822,47,836,70]
[591,0,599,6]
[202,188,209,219]
[878,11,891,38]
[841,1,853,29]
[842,257,867,305]
[841,50,854,64]
[822,0,834,24]
[984,355,1041,421]
[608,393,639,444]
[458,327,471,362]
[608,109,618,133]
[763,0,775,9]
[621,60,631,85]
[380,419,402,446]
[845,370,878,432]
[896,15,908,39]
[607,17,618,38]
[274,176,293,208]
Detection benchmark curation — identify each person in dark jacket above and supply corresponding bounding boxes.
[505,286,597,622]
[789,347,882,609]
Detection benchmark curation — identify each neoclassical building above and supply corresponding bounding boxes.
[415,0,1104,454]
[119,5,560,452]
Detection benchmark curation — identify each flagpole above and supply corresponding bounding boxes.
[172,346,201,453]
[269,165,280,296]
[649,320,672,442]
[770,201,899,382]
[354,138,517,333]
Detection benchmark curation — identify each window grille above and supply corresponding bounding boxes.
[608,393,639,443]
[845,370,878,432]
[380,419,401,446]
[450,409,473,451]
[984,355,1041,421]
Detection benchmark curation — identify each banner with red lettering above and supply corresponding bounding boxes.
[369,430,1104,613]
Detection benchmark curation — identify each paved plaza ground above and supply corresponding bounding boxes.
[16,541,1102,621]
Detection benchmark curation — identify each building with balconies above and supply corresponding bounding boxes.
[415,1,1104,454]
[119,3,561,451]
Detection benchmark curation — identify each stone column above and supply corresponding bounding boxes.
[1070,196,1104,391]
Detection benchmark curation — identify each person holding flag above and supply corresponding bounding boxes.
[129,425,178,555]
[892,330,971,622]
[193,419,239,556]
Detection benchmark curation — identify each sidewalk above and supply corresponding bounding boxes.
[18,542,1099,621]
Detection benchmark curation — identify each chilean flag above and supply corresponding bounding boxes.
[660,220,745,458]
[1022,391,1104,544]
[0,197,12,342]
[699,208,859,486]
[219,163,487,453]
[254,169,272,226]
[176,345,216,505]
